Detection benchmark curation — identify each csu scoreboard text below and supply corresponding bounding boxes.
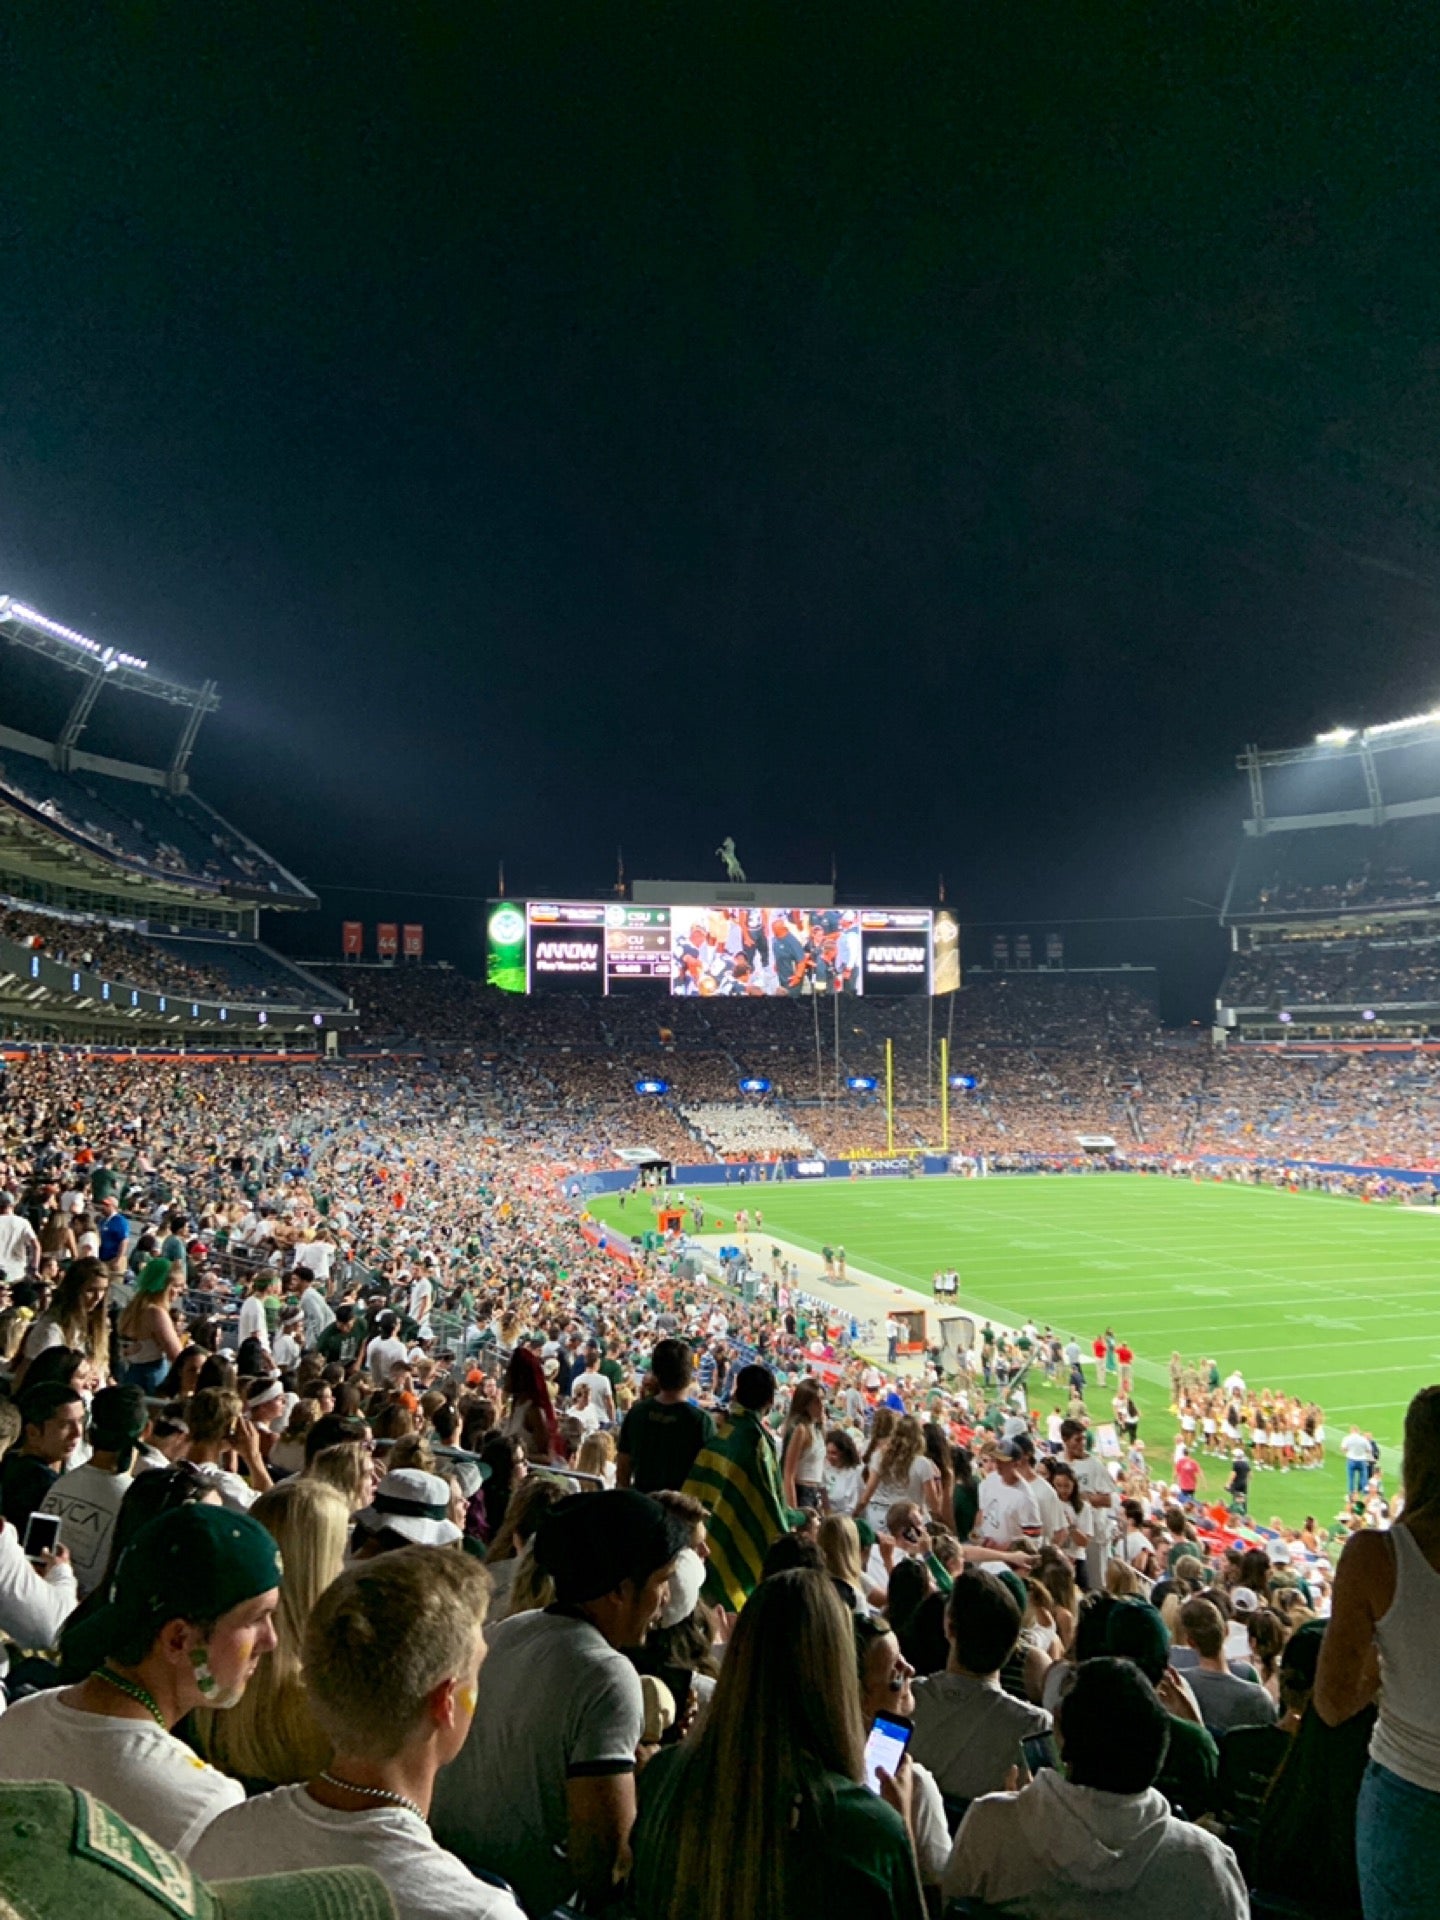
[486,901,945,996]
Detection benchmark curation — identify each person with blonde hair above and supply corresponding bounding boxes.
[629,1568,925,1920]
[1318,1382,1440,1917]
[817,1512,876,1611]
[480,1473,571,1621]
[192,1546,523,1919]
[192,1477,349,1789]
[1105,1558,1143,1598]
[858,1414,943,1530]
[306,1439,380,1514]
[186,1386,272,1509]
[576,1429,616,1487]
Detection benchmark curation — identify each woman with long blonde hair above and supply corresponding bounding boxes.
[575,1429,615,1486]
[858,1414,943,1530]
[817,1513,867,1604]
[629,1569,924,1920]
[191,1476,349,1788]
[305,1440,379,1514]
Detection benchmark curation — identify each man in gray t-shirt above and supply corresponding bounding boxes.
[431,1491,684,1916]
[1178,1597,1278,1735]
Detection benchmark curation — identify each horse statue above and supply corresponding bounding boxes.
[716,837,746,884]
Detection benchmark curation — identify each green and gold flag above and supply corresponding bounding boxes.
[682,1407,800,1610]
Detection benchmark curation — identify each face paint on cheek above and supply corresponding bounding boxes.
[190,1646,221,1700]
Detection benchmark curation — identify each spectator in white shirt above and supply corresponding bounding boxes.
[292,1267,336,1345]
[0,1192,38,1284]
[272,1306,305,1372]
[363,1311,410,1388]
[1060,1418,1118,1588]
[38,1384,148,1598]
[237,1274,275,1354]
[976,1440,1043,1550]
[0,1504,280,1857]
[0,1399,76,1646]
[191,1546,523,1920]
[575,1350,617,1428]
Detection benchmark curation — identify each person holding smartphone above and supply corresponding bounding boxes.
[628,1570,925,1920]
[0,1397,73,1652]
[855,1614,951,1893]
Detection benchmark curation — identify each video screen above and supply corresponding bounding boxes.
[859,910,934,996]
[604,903,671,993]
[488,901,938,995]
[527,903,605,992]
[671,907,862,997]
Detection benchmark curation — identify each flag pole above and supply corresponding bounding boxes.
[885,1037,894,1154]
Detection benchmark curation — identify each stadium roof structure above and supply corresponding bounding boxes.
[1238,709,1440,837]
[0,595,351,1038]
[0,596,220,777]
[0,596,312,908]
[1223,714,1440,934]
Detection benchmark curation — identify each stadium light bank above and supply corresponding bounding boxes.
[1316,709,1440,747]
[0,599,148,672]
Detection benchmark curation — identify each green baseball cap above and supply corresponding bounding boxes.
[0,1784,395,1919]
[61,1504,282,1678]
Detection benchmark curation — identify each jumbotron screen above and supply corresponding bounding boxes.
[486,901,940,996]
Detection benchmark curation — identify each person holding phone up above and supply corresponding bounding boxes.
[0,1399,75,1650]
[855,1613,952,1895]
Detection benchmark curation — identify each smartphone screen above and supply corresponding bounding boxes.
[862,1713,912,1793]
[23,1511,61,1560]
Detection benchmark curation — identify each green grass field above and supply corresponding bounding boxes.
[587,1174,1440,1530]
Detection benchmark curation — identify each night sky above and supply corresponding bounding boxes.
[6,7,1440,1016]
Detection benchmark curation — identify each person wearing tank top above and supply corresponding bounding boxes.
[1317,1385,1440,1920]
[780,1381,827,1513]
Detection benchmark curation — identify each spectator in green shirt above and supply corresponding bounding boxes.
[617,1341,715,1494]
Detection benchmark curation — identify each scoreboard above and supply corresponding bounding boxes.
[487,900,943,996]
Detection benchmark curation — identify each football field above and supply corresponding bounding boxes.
[587,1173,1440,1530]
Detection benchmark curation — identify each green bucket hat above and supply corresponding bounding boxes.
[0,1783,394,1920]
[61,1504,282,1678]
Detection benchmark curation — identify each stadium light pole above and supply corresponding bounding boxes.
[885,1037,894,1154]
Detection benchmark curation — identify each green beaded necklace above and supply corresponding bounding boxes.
[94,1666,166,1729]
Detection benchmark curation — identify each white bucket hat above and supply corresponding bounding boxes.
[356,1468,461,1547]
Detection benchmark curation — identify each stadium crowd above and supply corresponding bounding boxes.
[0,902,239,1003]
[0,1037,1431,1919]
[1222,940,1440,1011]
